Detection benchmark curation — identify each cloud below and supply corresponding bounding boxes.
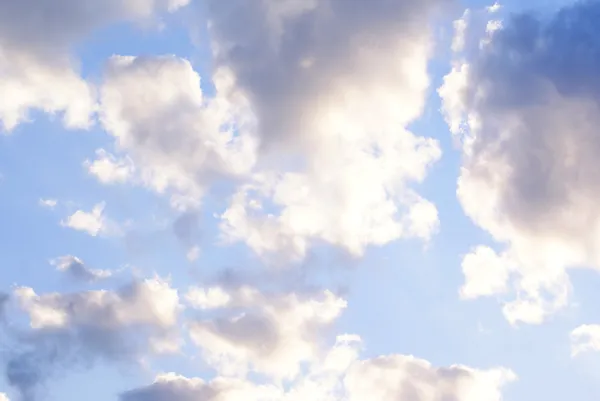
[61,202,120,237]
[38,199,57,209]
[439,0,600,324]
[120,336,515,401]
[3,278,182,400]
[50,255,112,283]
[0,0,189,132]
[206,0,450,260]
[99,55,258,210]
[571,324,600,357]
[94,0,449,260]
[0,393,8,401]
[120,373,282,401]
[84,149,135,185]
[186,284,346,379]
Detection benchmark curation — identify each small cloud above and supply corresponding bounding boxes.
[51,255,112,282]
[84,149,134,185]
[61,202,122,237]
[186,246,200,262]
[38,198,57,209]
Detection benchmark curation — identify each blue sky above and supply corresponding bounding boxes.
[1,1,600,400]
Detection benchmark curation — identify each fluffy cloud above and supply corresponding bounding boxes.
[571,324,600,357]
[84,149,135,185]
[4,278,182,400]
[439,1,600,324]
[99,55,257,209]
[208,0,447,260]
[120,336,515,401]
[51,255,112,282]
[186,284,346,379]
[0,0,189,132]
[94,0,449,260]
[61,202,121,237]
[0,393,8,401]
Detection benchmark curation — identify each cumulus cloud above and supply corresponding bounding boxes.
[439,0,600,324]
[207,0,449,260]
[571,324,600,357]
[186,284,346,379]
[120,336,515,401]
[94,0,449,260]
[0,0,189,132]
[3,278,182,400]
[51,255,112,283]
[84,149,135,185]
[99,55,257,210]
[61,202,121,237]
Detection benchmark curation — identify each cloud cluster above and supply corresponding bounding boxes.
[440,0,600,324]
[120,336,515,401]
[90,0,450,260]
[186,284,346,379]
[0,0,189,132]
[210,0,447,260]
[3,278,182,400]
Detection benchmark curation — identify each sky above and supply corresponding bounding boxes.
[1,0,600,400]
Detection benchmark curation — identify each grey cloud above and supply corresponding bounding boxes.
[2,279,181,400]
[52,255,112,283]
[440,0,600,322]
[206,0,453,151]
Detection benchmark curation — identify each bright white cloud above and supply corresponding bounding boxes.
[439,1,600,324]
[344,355,516,401]
[61,202,121,237]
[85,149,135,184]
[571,325,600,357]
[0,393,8,401]
[51,255,112,282]
[186,285,346,379]
[99,55,257,209]
[460,246,512,300]
[0,0,189,132]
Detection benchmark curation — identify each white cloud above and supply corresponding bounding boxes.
[0,393,8,401]
[38,198,57,209]
[571,325,600,357]
[344,355,516,401]
[209,0,446,261]
[439,1,600,324]
[61,202,120,237]
[94,0,447,260]
[51,255,112,282]
[460,246,512,300]
[186,285,346,379]
[85,149,134,184]
[185,287,230,310]
[0,0,189,132]
[120,336,515,401]
[99,55,257,209]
